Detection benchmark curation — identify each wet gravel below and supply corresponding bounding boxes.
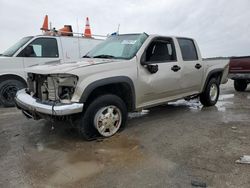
[0,80,250,188]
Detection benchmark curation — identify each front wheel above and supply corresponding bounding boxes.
[234,80,247,92]
[200,78,220,107]
[79,94,128,140]
[0,79,26,107]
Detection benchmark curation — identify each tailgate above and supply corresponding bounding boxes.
[229,57,250,73]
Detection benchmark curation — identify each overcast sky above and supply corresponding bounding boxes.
[0,0,249,57]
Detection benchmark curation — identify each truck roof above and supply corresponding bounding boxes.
[31,35,104,41]
[107,33,195,41]
[148,34,194,40]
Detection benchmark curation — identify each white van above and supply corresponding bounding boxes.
[0,35,103,107]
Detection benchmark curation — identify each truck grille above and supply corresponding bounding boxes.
[27,74,57,101]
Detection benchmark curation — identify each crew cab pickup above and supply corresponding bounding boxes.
[15,33,229,140]
[0,35,102,107]
[228,56,250,91]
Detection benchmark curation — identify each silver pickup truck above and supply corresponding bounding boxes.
[15,33,229,140]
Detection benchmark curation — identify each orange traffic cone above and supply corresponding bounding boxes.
[59,25,73,36]
[41,15,49,31]
[84,17,92,38]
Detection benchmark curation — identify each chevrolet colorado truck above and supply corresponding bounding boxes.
[228,56,250,91]
[15,33,229,140]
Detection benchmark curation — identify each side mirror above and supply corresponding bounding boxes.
[147,64,158,74]
[24,45,34,57]
[140,51,158,74]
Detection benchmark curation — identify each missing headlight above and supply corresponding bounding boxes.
[59,86,75,100]
[47,74,78,102]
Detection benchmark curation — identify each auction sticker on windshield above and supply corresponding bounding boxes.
[121,40,137,45]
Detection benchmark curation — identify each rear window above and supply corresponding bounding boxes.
[178,38,198,61]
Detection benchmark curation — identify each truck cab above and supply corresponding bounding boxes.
[0,35,102,106]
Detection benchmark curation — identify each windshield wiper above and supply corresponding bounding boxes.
[82,55,91,58]
[93,54,115,59]
[0,54,10,57]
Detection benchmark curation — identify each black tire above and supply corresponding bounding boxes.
[0,79,26,107]
[234,80,247,92]
[200,78,220,107]
[78,94,128,140]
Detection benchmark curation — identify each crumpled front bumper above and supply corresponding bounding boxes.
[15,89,84,117]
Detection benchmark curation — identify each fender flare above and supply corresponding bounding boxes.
[80,76,136,110]
[202,68,223,92]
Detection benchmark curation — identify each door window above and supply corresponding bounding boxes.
[18,38,59,58]
[145,39,176,63]
[178,38,198,61]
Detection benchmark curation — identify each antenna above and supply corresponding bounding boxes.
[76,17,81,58]
[117,24,120,34]
[76,17,79,34]
[49,22,52,30]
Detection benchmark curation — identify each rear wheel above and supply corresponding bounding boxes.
[234,80,247,92]
[200,78,220,107]
[79,94,127,140]
[0,79,26,107]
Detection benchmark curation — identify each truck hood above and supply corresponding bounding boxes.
[25,58,118,74]
[0,56,13,63]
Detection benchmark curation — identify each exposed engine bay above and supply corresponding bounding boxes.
[27,73,78,104]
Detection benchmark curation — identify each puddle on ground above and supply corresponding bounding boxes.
[36,142,44,152]
[216,94,234,112]
[49,160,104,186]
[22,135,143,187]
[219,94,234,100]
[216,101,233,112]
[168,99,202,111]
[168,94,235,112]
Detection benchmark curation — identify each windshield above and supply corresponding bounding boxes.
[2,36,33,57]
[85,33,148,60]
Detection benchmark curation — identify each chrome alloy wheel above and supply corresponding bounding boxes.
[94,105,122,137]
[209,83,218,102]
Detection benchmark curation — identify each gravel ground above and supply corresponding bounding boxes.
[0,80,250,188]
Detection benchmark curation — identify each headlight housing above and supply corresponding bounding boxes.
[47,74,78,102]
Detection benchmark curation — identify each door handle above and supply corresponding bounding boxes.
[195,63,202,69]
[171,65,181,72]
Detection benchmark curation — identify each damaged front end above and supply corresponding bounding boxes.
[15,73,83,120]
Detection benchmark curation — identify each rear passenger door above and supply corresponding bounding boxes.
[177,38,203,95]
[18,37,61,68]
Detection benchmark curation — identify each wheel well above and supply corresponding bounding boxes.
[0,74,27,87]
[210,72,222,83]
[202,70,223,92]
[83,83,135,112]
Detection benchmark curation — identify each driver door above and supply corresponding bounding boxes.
[17,37,61,68]
[137,37,182,108]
